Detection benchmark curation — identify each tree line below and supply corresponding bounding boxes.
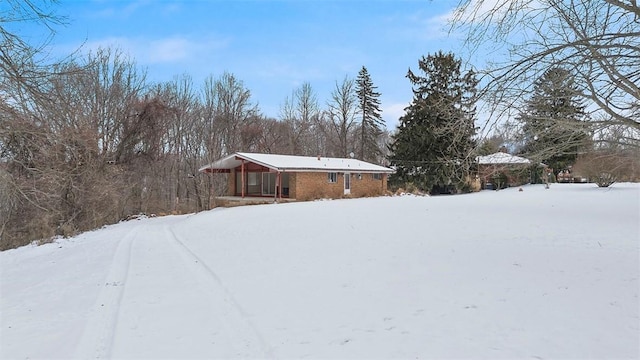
[388,0,639,193]
[0,2,387,249]
[453,0,640,188]
[2,0,639,249]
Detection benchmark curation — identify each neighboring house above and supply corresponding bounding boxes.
[557,167,589,183]
[199,152,394,201]
[476,152,537,189]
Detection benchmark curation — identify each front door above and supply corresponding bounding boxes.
[344,173,351,195]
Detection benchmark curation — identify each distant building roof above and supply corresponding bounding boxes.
[199,152,394,173]
[476,152,532,165]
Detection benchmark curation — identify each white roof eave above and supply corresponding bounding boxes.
[476,152,532,165]
[200,152,394,173]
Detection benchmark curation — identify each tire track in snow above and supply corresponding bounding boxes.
[74,226,138,359]
[166,226,276,359]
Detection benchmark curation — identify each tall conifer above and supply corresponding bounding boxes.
[388,51,477,194]
[517,67,588,174]
[355,66,384,162]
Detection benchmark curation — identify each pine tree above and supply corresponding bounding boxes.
[355,66,384,163]
[517,67,588,175]
[388,51,477,194]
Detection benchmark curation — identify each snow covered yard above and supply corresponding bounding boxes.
[1,183,639,359]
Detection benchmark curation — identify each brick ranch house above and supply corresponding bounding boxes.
[199,152,394,201]
[476,152,540,189]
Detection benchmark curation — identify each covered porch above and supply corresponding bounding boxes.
[200,154,292,201]
[232,168,291,198]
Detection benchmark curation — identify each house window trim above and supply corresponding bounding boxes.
[328,172,338,183]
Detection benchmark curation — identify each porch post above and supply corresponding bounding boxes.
[241,159,245,198]
[211,173,215,209]
[274,171,278,202]
[278,171,282,200]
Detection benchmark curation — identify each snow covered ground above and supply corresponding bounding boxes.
[1,183,639,359]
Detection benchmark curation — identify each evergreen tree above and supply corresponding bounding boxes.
[355,66,384,163]
[517,67,588,175]
[388,51,477,194]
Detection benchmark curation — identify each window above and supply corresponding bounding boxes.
[372,173,383,180]
[262,172,275,195]
[248,172,258,186]
[328,172,337,183]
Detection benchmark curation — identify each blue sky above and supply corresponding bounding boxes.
[28,0,474,129]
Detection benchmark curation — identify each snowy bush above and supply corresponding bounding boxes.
[573,150,627,188]
[593,173,617,188]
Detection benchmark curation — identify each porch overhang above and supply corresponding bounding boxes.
[199,152,395,174]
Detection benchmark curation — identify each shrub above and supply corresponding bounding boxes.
[573,150,630,188]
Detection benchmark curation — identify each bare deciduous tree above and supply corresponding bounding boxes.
[203,72,258,155]
[452,0,640,148]
[252,117,290,154]
[325,76,358,157]
[572,124,640,187]
[280,82,321,155]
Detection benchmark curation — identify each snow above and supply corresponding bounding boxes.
[2,183,639,359]
[476,152,533,164]
[199,152,394,173]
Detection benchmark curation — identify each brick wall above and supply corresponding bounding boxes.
[350,173,388,197]
[293,172,343,200]
[288,173,297,198]
[293,172,388,200]
[226,169,388,200]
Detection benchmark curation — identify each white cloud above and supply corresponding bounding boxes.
[382,9,452,42]
[382,102,408,130]
[121,0,151,17]
[89,0,153,20]
[147,37,192,63]
[79,34,229,66]
[82,36,136,55]
[441,0,502,24]
[444,0,543,25]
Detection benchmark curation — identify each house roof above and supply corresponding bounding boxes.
[199,152,394,174]
[476,152,532,165]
